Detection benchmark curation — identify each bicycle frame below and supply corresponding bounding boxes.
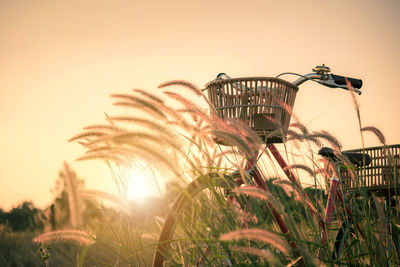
[241,143,327,261]
[231,67,365,260]
[237,127,367,263]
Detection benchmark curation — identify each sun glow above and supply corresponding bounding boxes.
[126,171,158,201]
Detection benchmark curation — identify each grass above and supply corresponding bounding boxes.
[25,78,400,266]
[0,229,86,267]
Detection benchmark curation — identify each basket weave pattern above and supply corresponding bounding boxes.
[206,77,299,143]
[341,144,400,194]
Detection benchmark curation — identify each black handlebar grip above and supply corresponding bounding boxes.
[331,74,363,89]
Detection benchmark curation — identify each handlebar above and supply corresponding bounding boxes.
[215,64,363,95]
[331,74,362,89]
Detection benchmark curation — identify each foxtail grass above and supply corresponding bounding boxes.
[33,230,95,246]
[40,78,400,266]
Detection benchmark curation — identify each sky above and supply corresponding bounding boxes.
[1,0,399,210]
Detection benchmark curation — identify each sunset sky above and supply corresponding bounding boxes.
[1,0,399,210]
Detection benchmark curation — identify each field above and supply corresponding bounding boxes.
[1,81,399,266]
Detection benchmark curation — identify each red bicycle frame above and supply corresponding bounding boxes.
[240,143,363,261]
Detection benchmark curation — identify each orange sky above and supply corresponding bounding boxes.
[1,0,399,210]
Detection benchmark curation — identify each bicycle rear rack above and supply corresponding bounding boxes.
[341,144,400,196]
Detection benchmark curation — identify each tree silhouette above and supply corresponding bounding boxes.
[0,201,45,232]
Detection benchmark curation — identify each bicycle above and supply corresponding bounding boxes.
[153,65,399,266]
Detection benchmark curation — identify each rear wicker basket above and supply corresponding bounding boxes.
[341,144,400,195]
[205,77,299,143]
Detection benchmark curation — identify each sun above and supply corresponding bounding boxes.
[126,171,158,201]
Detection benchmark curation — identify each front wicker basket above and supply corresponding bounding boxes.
[205,77,299,143]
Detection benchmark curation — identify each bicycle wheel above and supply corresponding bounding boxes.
[153,173,239,267]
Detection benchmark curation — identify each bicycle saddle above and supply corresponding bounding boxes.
[318,147,371,167]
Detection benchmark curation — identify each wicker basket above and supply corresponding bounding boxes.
[205,77,299,143]
[341,144,400,195]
